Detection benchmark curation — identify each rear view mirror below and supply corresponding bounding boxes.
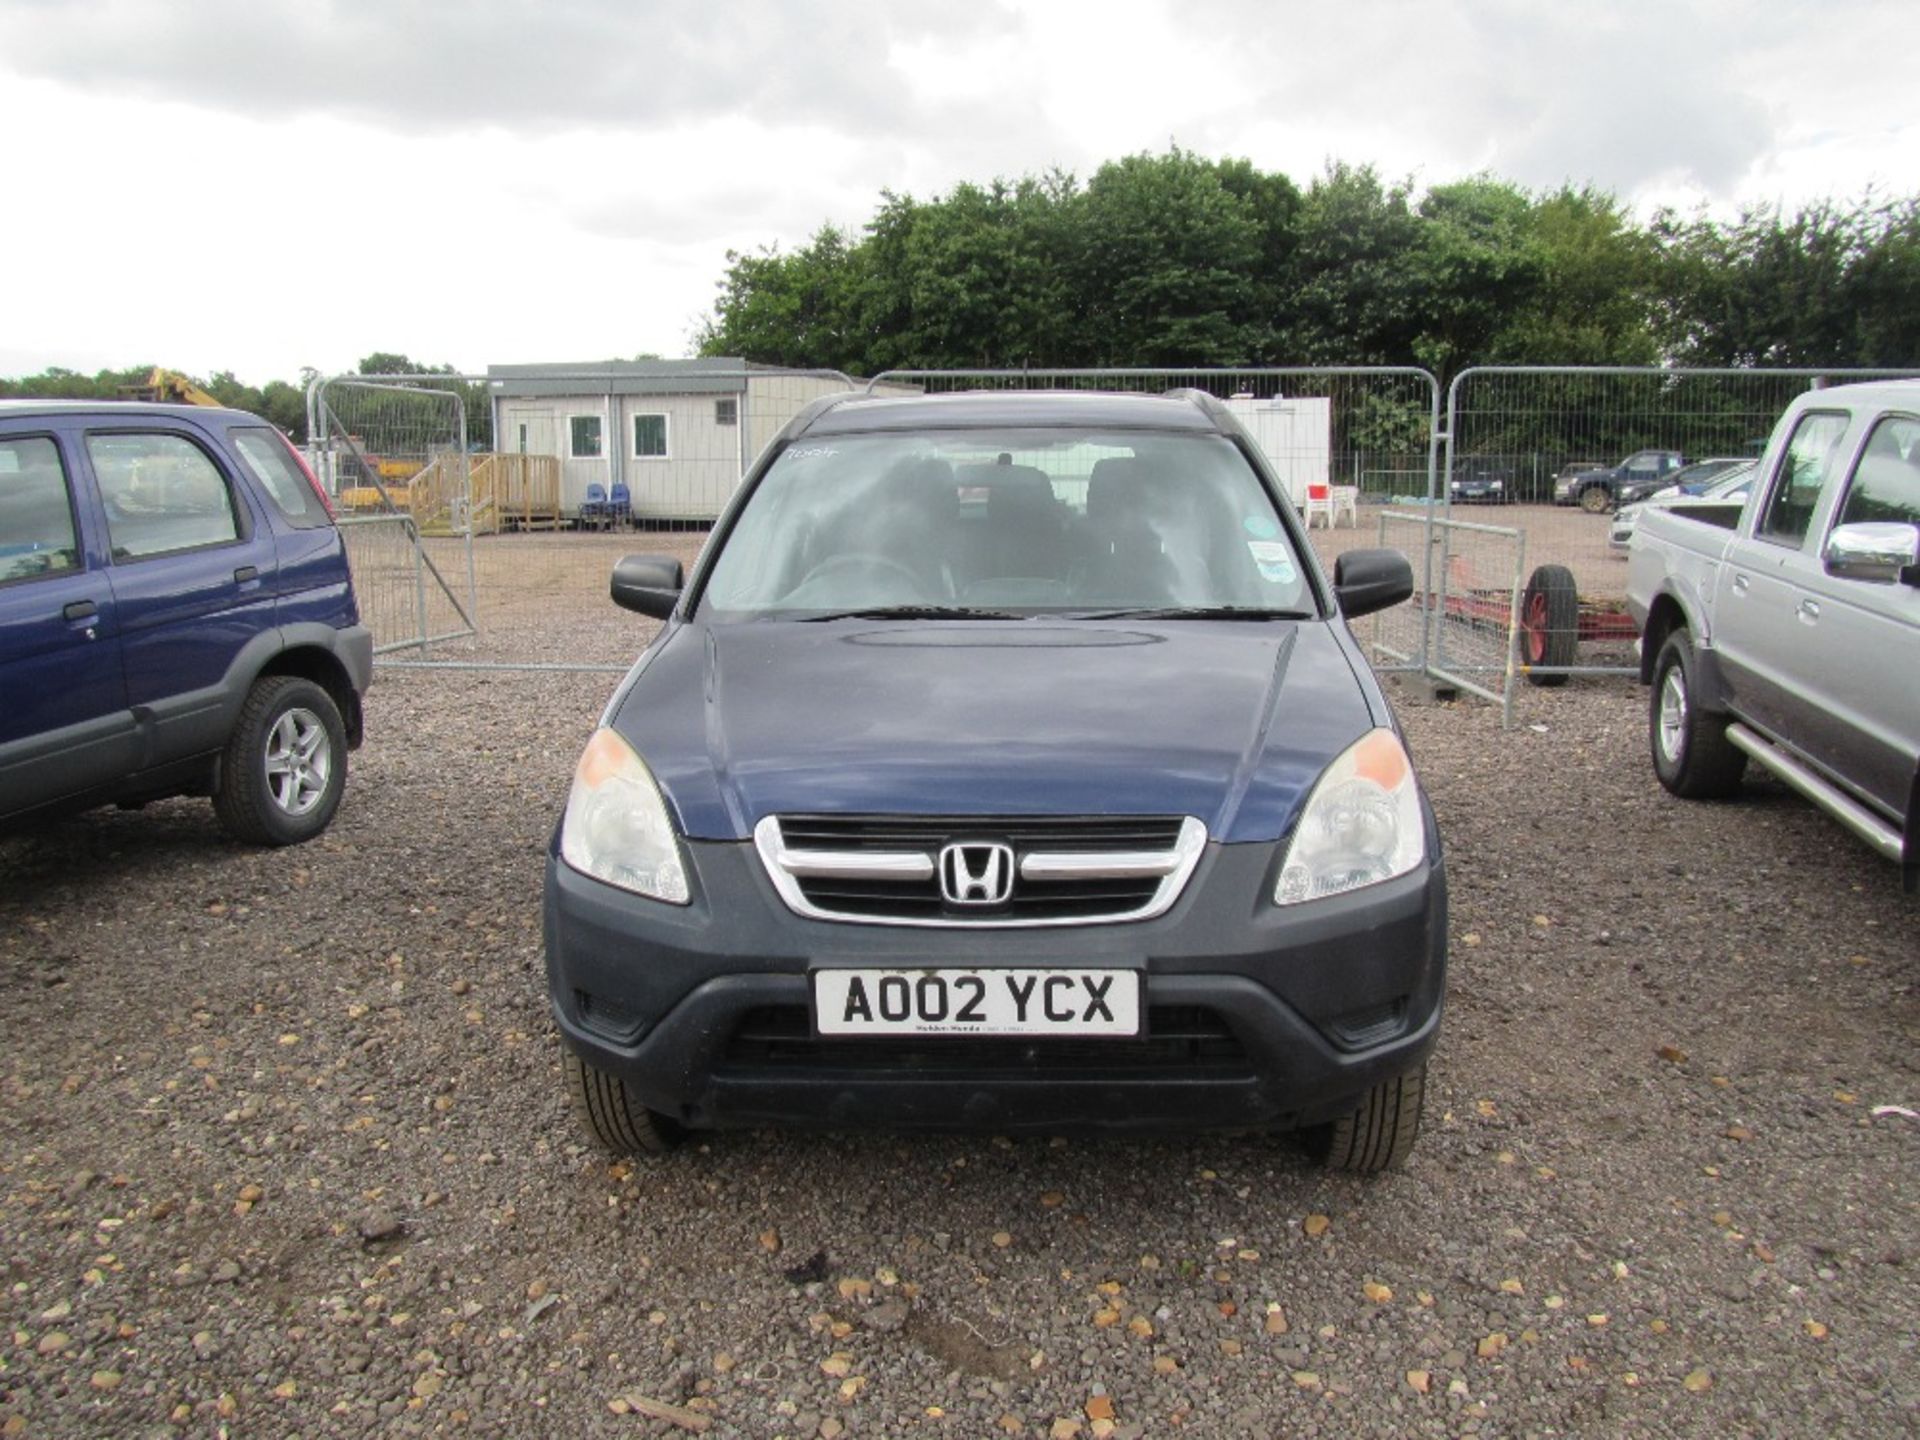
[611,554,684,618]
[1333,548,1415,618]
[1824,522,1920,585]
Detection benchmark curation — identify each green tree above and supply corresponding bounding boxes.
[1654,197,1920,367]
[1496,186,1660,365]
[1281,165,1424,366]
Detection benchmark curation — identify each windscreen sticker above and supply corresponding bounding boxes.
[1247,539,1296,584]
[1242,513,1280,539]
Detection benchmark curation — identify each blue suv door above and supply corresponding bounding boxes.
[79,420,281,766]
[0,429,134,816]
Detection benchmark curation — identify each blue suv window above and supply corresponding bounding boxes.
[230,427,331,529]
[0,437,80,584]
[87,432,241,560]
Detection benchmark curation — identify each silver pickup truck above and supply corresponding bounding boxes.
[1626,380,1919,884]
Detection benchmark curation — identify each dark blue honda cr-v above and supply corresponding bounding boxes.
[0,401,371,844]
[545,389,1444,1170]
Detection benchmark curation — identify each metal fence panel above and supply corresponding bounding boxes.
[1376,512,1527,723]
[301,366,1442,674]
[311,379,477,656]
[1444,366,1920,683]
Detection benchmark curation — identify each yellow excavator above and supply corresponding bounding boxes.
[119,367,224,407]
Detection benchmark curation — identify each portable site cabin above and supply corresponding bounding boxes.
[486,360,859,523]
[1222,395,1332,505]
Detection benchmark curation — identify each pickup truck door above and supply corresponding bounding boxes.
[1709,409,1854,742]
[0,431,134,816]
[1783,413,1920,819]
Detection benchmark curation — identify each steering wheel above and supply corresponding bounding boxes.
[795,552,925,592]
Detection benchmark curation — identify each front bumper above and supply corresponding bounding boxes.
[545,832,1447,1134]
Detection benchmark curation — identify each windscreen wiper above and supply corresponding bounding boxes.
[1064,605,1315,621]
[795,605,1026,622]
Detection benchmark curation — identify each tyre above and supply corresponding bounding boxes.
[1519,563,1579,688]
[1308,1063,1426,1173]
[1578,482,1613,514]
[1649,630,1747,798]
[564,1050,683,1155]
[213,675,347,845]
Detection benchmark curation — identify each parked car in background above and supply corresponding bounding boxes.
[1627,380,1919,883]
[1610,462,1756,551]
[0,402,372,842]
[1555,449,1688,511]
[546,389,1447,1171]
[1448,457,1513,504]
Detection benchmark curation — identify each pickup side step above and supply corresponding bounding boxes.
[1725,724,1905,863]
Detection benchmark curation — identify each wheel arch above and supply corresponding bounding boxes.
[1638,592,1692,684]
[255,644,363,748]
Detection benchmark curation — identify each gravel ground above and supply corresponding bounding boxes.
[2,659,1915,1439]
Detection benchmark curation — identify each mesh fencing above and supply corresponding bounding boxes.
[1443,366,1920,680]
[310,381,476,655]
[1377,512,1527,720]
[299,364,1919,708]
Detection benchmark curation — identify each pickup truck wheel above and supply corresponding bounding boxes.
[1308,1063,1425,1173]
[1650,631,1748,798]
[564,1050,683,1156]
[1519,564,1579,687]
[213,676,347,845]
[1578,483,1613,514]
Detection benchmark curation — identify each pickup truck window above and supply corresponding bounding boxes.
[0,437,80,584]
[1837,416,1920,528]
[1758,411,1849,546]
[87,432,242,560]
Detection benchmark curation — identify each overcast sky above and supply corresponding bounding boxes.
[3,0,1913,385]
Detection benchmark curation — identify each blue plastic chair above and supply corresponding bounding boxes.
[580,482,607,528]
[608,482,633,527]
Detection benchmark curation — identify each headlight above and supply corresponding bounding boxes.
[1489,480,1503,491]
[1274,729,1425,905]
[559,728,690,904]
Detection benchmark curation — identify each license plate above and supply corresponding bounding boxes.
[812,968,1141,1037]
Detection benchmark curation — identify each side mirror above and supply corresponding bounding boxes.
[611,554,685,618]
[1333,548,1415,618]
[1824,522,1920,585]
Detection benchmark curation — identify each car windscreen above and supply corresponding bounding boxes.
[698,428,1311,620]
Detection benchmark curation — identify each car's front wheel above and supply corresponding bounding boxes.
[1649,631,1747,798]
[1578,483,1613,513]
[213,675,347,845]
[564,1050,683,1156]
[1307,1063,1425,1172]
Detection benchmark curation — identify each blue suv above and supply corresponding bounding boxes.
[0,402,372,844]
[546,390,1445,1171]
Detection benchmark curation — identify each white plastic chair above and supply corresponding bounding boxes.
[1304,482,1333,528]
[1329,484,1359,528]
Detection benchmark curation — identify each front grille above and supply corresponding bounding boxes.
[756,813,1205,927]
[798,872,1162,921]
[721,1004,1250,1075]
[777,815,1188,852]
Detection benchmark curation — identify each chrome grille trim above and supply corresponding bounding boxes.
[753,815,1208,928]
[777,848,936,881]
